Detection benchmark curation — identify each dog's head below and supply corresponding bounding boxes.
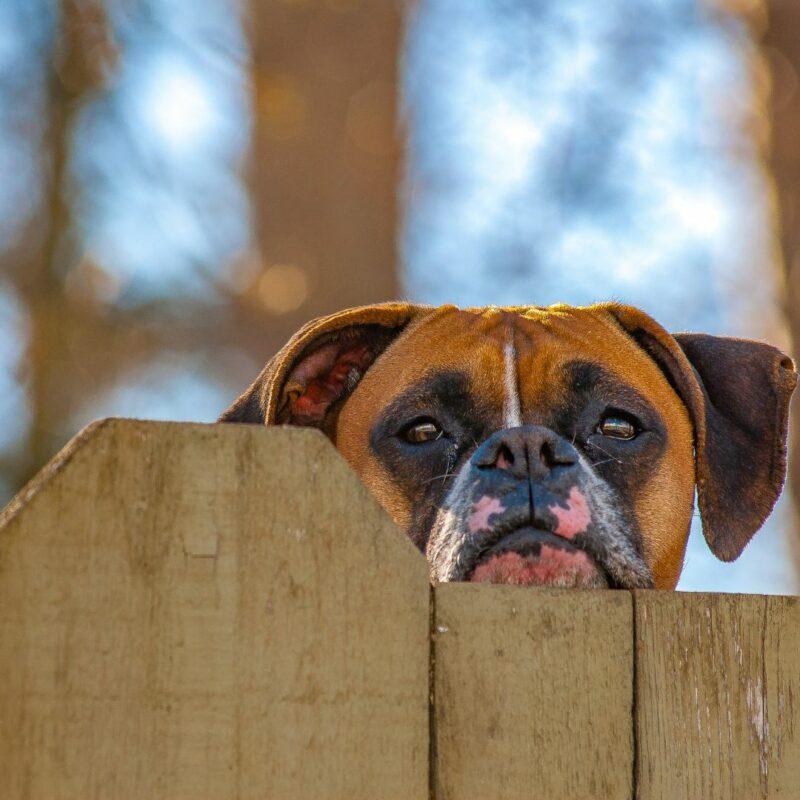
[221,303,796,589]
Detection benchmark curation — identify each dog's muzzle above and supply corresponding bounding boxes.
[426,425,652,589]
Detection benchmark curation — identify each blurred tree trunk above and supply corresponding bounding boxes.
[4,0,147,491]
[10,0,116,483]
[246,0,403,356]
[763,1,800,528]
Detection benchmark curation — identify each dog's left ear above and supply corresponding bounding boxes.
[608,304,797,561]
[219,302,426,434]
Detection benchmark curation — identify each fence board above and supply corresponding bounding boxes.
[634,591,800,799]
[433,585,633,800]
[5,419,800,800]
[0,419,429,800]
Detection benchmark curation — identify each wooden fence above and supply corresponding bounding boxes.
[0,420,798,799]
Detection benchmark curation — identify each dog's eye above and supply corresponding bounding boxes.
[402,420,443,444]
[598,415,637,440]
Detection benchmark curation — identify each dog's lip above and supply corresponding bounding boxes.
[467,526,608,583]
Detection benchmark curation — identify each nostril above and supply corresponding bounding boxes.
[540,440,555,468]
[495,444,514,470]
[540,438,577,469]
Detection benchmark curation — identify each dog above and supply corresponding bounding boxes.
[219,302,796,589]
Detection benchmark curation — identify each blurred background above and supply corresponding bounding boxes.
[1,0,799,593]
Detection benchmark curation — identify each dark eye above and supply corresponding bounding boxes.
[402,419,444,444]
[598,415,638,440]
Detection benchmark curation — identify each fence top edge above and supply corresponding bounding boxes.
[0,418,115,533]
[0,419,430,576]
[433,584,798,603]
[632,588,799,604]
[72,416,331,441]
[0,419,332,532]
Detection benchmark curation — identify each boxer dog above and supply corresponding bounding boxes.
[220,303,796,590]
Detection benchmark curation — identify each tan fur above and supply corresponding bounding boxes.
[336,305,695,588]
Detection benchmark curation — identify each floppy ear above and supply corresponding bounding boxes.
[607,304,797,561]
[219,302,426,435]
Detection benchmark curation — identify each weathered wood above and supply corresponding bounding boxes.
[5,419,800,800]
[634,591,800,799]
[432,585,633,800]
[0,420,429,800]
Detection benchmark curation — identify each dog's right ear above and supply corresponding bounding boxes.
[606,303,796,562]
[219,303,426,433]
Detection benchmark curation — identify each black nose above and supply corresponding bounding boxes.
[472,425,579,482]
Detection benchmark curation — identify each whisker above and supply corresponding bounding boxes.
[441,459,454,483]
[423,471,457,485]
[586,440,622,464]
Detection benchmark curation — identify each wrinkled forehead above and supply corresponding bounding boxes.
[370,305,676,411]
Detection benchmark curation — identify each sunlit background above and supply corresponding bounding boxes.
[1,0,799,593]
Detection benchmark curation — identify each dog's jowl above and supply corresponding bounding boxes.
[220,302,797,590]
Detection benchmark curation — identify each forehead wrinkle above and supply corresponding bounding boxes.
[510,316,567,424]
[509,309,692,442]
[510,310,656,421]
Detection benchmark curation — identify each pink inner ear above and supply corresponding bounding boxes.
[288,342,374,423]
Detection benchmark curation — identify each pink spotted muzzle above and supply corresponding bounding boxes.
[425,425,652,589]
[467,486,606,588]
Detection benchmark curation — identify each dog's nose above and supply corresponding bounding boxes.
[473,425,579,482]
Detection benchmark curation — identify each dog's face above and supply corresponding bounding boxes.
[221,303,796,590]
[337,307,693,590]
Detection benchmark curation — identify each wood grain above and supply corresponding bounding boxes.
[0,420,429,800]
[432,585,633,800]
[634,591,800,799]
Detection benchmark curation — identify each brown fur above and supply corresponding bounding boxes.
[220,302,796,589]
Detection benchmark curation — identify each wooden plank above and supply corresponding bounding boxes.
[433,585,633,800]
[0,420,429,800]
[634,592,800,799]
